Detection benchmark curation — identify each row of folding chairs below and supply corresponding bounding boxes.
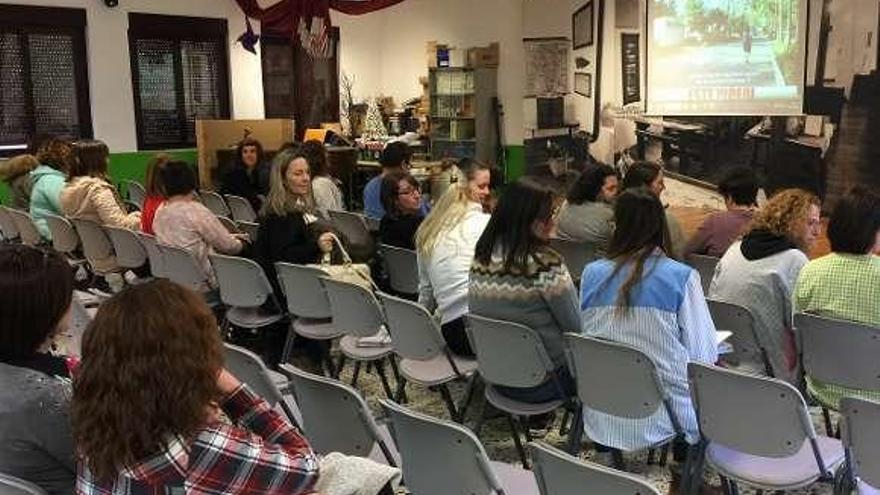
[196,189,258,222]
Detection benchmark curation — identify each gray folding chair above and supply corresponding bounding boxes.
[136,232,166,278]
[329,210,375,260]
[318,276,395,397]
[71,219,118,275]
[796,312,880,436]
[839,398,880,495]
[215,215,239,234]
[124,180,146,210]
[198,190,230,217]
[376,291,477,422]
[209,254,285,331]
[380,399,538,495]
[467,314,573,467]
[0,473,48,495]
[44,213,82,256]
[236,220,259,243]
[528,442,661,495]
[156,243,210,292]
[223,343,301,427]
[379,244,418,296]
[104,226,148,271]
[274,263,342,371]
[686,254,719,294]
[707,299,773,377]
[687,362,844,493]
[563,334,682,466]
[225,194,257,222]
[6,208,43,246]
[548,237,600,283]
[280,363,398,466]
[0,206,20,242]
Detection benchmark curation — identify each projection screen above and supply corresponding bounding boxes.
[646,0,808,116]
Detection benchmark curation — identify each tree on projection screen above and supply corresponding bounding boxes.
[646,0,808,116]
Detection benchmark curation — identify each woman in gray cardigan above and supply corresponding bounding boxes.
[0,245,76,495]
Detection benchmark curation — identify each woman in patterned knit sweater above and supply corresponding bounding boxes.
[469,177,579,403]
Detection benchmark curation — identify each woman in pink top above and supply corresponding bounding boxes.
[139,153,170,235]
[684,166,759,259]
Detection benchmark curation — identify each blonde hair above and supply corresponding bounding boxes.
[750,188,820,249]
[261,148,315,217]
[415,184,474,258]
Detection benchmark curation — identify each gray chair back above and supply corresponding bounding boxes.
[687,254,719,294]
[156,244,208,291]
[377,291,447,361]
[222,343,296,423]
[548,237,599,282]
[796,312,880,391]
[329,210,373,249]
[6,208,42,246]
[0,207,20,241]
[209,254,275,308]
[281,364,395,464]
[529,442,661,495]
[841,397,880,489]
[225,194,257,222]
[104,226,147,269]
[564,334,673,423]
[379,244,418,295]
[44,213,80,254]
[380,399,505,495]
[215,215,239,234]
[319,276,384,338]
[136,232,165,278]
[687,362,815,458]
[467,314,556,389]
[707,299,772,376]
[124,180,146,210]
[0,473,48,495]
[71,219,115,269]
[274,263,332,319]
[236,220,259,242]
[198,190,230,216]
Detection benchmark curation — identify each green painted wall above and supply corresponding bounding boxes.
[504,145,526,182]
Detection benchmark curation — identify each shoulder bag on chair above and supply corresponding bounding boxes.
[307,233,376,291]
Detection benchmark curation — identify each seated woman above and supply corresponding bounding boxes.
[683,166,758,259]
[580,187,717,451]
[621,161,685,259]
[795,186,880,408]
[30,139,75,241]
[0,245,76,494]
[302,139,345,215]
[415,161,492,357]
[378,171,424,250]
[139,153,170,235]
[469,178,579,403]
[557,164,619,255]
[709,188,821,384]
[0,154,38,210]
[153,161,245,288]
[220,137,271,211]
[60,140,141,273]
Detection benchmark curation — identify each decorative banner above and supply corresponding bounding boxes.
[621,33,640,105]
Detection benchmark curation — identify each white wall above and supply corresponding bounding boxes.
[9,0,265,152]
[824,0,879,93]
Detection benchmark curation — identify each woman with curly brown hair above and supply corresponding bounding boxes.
[29,138,75,240]
[709,188,822,384]
[71,279,321,494]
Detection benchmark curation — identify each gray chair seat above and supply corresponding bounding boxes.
[226,306,285,329]
[268,368,288,386]
[489,461,541,495]
[339,335,393,360]
[293,318,341,340]
[860,480,880,495]
[707,436,844,490]
[398,354,477,387]
[485,384,566,416]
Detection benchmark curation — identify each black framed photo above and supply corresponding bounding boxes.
[574,72,592,97]
[572,1,593,49]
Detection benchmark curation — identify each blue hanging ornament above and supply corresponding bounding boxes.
[237,16,260,55]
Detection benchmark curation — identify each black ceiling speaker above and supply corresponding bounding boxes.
[104,0,119,7]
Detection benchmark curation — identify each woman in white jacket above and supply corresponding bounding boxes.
[414,161,491,356]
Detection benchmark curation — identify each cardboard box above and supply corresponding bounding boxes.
[467,42,500,67]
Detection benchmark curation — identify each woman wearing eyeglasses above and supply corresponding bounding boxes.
[378,171,425,250]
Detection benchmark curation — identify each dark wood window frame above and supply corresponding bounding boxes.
[0,5,92,157]
[128,13,231,150]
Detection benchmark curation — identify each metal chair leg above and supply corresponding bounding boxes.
[438,383,460,422]
[375,360,394,398]
[566,408,584,455]
[822,407,835,437]
[506,414,529,468]
[659,443,671,466]
[351,361,362,387]
[394,378,408,403]
[389,358,406,402]
[456,375,479,423]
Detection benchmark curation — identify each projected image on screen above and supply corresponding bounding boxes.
[647,0,807,116]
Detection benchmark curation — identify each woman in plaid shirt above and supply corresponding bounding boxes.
[71,280,320,495]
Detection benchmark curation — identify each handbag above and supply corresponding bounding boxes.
[307,233,376,291]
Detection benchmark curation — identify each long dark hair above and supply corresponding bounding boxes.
[70,139,110,179]
[568,164,618,204]
[235,138,264,169]
[622,161,662,191]
[474,177,556,273]
[380,170,419,219]
[604,187,671,312]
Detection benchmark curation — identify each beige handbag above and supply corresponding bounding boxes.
[308,233,376,291]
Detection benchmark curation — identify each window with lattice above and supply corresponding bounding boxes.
[0,5,91,156]
[128,13,230,150]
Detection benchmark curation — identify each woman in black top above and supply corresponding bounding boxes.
[378,171,424,250]
[220,138,271,211]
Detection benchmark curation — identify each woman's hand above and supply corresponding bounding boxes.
[217,368,242,397]
[318,232,335,254]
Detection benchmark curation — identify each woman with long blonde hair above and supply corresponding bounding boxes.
[415,160,491,356]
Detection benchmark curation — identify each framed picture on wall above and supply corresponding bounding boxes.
[572,1,593,49]
[574,72,592,97]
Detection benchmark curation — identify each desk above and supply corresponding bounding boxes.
[525,122,580,139]
[633,117,712,175]
[745,123,836,199]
